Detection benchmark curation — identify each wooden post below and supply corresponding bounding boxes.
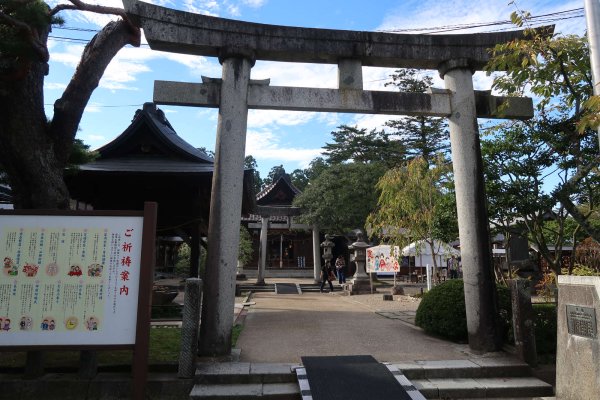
[132,202,157,400]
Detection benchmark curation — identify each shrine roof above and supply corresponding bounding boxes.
[256,175,301,206]
[86,102,214,167]
[76,157,215,174]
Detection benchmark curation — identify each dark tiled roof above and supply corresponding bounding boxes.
[76,157,215,174]
[95,102,214,164]
[256,175,301,205]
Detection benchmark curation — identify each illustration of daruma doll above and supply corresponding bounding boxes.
[65,316,78,330]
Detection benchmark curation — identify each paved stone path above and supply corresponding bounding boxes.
[235,288,475,364]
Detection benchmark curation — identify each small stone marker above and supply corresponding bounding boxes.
[556,275,600,399]
[383,294,393,301]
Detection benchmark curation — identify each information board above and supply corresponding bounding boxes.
[0,214,144,346]
[366,245,400,273]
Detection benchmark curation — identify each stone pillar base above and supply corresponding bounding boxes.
[347,281,375,295]
[236,273,247,280]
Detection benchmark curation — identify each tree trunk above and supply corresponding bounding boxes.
[0,27,70,209]
[0,19,139,210]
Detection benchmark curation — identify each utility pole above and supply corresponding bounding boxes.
[585,0,600,150]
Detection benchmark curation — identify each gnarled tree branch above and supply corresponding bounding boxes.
[49,18,141,164]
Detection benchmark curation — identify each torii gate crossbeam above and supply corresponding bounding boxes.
[123,0,550,356]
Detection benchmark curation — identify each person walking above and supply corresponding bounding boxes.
[320,262,334,292]
[335,255,346,284]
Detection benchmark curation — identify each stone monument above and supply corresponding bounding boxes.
[556,275,600,399]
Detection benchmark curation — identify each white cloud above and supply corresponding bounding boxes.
[85,134,107,143]
[248,110,317,128]
[242,0,266,8]
[378,0,584,36]
[246,129,323,168]
[227,4,241,16]
[45,82,67,90]
[349,114,394,133]
[252,62,337,89]
[84,103,103,113]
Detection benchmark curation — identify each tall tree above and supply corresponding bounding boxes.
[367,156,452,268]
[323,125,406,167]
[0,1,140,209]
[244,155,262,194]
[484,12,600,272]
[384,69,450,164]
[293,162,386,235]
[263,164,287,188]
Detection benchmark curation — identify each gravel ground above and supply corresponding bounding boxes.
[337,293,421,312]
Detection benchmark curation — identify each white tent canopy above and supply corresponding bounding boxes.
[402,239,460,268]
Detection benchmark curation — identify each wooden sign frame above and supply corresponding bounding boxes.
[0,202,157,400]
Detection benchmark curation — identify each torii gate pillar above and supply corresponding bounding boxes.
[199,53,253,356]
[441,59,502,352]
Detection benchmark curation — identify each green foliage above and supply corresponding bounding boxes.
[0,1,54,61]
[323,125,405,167]
[231,324,243,347]
[384,69,449,164]
[562,264,600,276]
[415,280,467,341]
[368,156,453,255]
[483,19,600,266]
[238,225,254,266]
[293,162,386,234]
[533,303,557,356]
[264,165,287,187]
[415,280,512,343]
[244,155,262,194]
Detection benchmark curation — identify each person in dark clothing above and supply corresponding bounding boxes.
[320,263,334,292]
[335,255,346,284]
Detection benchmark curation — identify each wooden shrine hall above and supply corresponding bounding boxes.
[242,175,322,283]
[65,102,255,276]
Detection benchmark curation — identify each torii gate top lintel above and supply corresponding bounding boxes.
[123,0,553,71]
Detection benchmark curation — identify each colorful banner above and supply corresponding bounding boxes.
[366,245,400,273]
[0,215,143,346]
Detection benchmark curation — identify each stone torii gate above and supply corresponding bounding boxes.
[123,0,540,356]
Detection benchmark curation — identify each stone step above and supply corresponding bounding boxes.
[413,377,554,399]
[189,382,300,400]
[195,363,298,384]
[393,358,533,380]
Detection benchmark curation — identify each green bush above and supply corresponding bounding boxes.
[415,279,512,343]
[533,303,557,356]
[415,280,467,341]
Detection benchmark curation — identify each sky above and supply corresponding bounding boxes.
[45,0,585,178]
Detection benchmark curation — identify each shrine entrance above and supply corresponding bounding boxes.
[123,0,540,356]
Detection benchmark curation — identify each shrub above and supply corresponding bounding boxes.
[415,280,467,341]
[415,279,512,343]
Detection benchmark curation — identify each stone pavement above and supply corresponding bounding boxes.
[234,278,480,364]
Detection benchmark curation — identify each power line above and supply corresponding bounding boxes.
[52,7,584,39]
[44,103,144,108]
[379,7,583,34]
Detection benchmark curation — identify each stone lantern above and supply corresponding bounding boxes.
[320,234,335,269]
[348,231,373,293]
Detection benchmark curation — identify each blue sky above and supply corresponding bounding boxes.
[45,0,584,178]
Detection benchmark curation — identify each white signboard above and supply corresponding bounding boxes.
[0,215,143,346]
